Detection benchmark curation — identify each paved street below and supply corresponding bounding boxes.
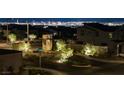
[67,63,124,75]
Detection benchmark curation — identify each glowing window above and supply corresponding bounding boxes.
[109,33,112,39]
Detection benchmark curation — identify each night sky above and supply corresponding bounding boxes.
[0,18,124,23]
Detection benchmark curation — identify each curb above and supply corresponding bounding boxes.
[82,55,124,64]
[24,67,66,75]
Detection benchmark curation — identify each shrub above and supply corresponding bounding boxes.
[81,43,107,56]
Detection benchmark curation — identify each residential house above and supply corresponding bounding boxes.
[77,23,124,55]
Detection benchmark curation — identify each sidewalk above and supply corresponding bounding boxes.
[81,55,124,64]
[24,67,67,75]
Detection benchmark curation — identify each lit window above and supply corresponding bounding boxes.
[109,33,112,39]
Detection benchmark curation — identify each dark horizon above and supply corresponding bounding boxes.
[1,18,124,23]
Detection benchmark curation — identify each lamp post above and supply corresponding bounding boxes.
[117,44,120,56]
[37,48,43,67]
[26,21,29,42]
[39,51,42,67]
[6,23,9,44]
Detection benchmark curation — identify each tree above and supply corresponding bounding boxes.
[8,33,17,47]
[56,40,66,51]
[56,40,73,63]
[29,34,37,41]
[8,33,17,43]
[18,42,32,56]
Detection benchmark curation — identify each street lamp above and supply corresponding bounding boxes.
[6,23,9,44]
[117,44,120,56]
[37,48,43,67]
[26,21,29,42]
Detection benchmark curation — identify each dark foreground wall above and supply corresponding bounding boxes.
[0,49,23,74]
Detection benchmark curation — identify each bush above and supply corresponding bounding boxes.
[81,43,107,57]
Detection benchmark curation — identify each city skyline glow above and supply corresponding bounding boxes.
[1,18,124,23]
